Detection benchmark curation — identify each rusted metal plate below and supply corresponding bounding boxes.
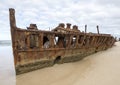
[9,8,116,75]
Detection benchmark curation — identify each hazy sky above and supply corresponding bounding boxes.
[0,0,120,40]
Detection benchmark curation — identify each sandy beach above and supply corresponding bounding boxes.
[0,42,120,85]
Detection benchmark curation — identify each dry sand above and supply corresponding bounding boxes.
[16,42,120,85]
[1,42,120,85]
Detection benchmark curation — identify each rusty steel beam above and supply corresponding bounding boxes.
[97,25,100,34]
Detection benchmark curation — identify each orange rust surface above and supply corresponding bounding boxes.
[9,8,116,74]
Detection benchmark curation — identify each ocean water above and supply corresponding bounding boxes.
[0,40,16,85]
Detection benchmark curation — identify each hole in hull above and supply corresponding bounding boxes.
[54,56,61,64]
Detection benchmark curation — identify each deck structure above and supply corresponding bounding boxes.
[9,8,116,75]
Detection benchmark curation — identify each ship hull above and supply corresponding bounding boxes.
[9,8,115,75]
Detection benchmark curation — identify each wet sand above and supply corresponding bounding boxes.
[1,42,120,85]
[0,46,15,85]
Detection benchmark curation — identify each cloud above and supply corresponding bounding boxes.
[0,0,120,40]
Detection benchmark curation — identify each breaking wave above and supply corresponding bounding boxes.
[0,40,11,46]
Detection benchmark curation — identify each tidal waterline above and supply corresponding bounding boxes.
[0,46,16,85]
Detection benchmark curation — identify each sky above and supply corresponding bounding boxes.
[0,0,120,40]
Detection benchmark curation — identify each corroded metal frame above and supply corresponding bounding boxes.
[9,8,115,75]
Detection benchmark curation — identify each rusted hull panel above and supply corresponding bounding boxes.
[9,8,116,75]
[16,47,96,75]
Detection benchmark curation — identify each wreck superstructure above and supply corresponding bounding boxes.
[9,8,115,75]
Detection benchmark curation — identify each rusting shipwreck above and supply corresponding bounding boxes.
[9,8,115,75]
